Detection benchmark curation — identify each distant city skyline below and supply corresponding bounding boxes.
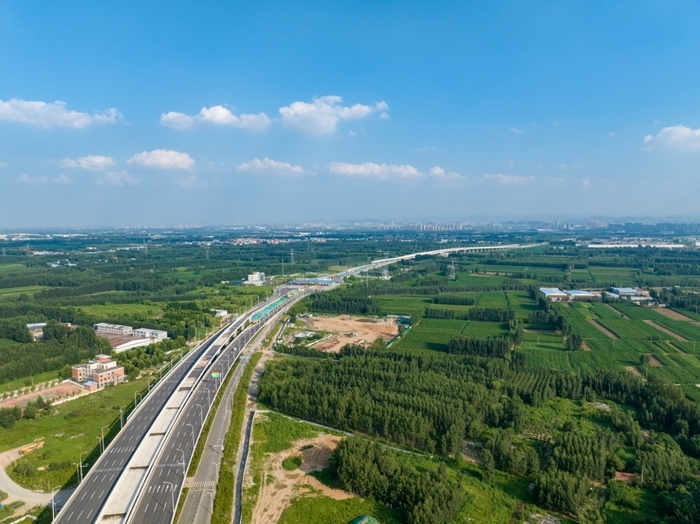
[1,1,699,227]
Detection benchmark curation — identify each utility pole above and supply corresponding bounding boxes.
[290,249,294,266]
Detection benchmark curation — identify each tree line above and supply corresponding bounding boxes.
[331,438,463,524]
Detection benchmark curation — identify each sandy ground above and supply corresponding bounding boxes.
[0,382,81,409]
[250,434,351,524]
[648,355,664,367]
[301,315,399,353]
[581,341,592,351]
[588,319,618,339]
[643,320,688,341]
[625,366,643,377]
[652,308,694,321]
[615,472,635,484]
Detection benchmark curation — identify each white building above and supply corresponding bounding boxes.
[212,309,228,317]
[539,287,568,301]
[94,323,169,353]
[94,323,133,335]
[565,290,598,301]
[133,328,168,341]
[245,272,265,286]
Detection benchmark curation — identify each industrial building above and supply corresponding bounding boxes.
[94,323,168,353]
[539,288,568,301]
[565,290,598,301]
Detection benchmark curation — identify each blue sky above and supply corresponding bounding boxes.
[1,1,700,227]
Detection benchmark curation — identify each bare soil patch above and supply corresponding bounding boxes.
[643,320,688,341]
[625,366,643,377]
[251,434,351,524]
[589,319,618,339]
[0,382,81,409]
[615,472,635,484]
[581,341,592,352]
[524,329,562,335]
[300,315,399,353]
[648,355,664,367]
[652,308,694,321]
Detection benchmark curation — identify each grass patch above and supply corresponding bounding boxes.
[0,501,25,521]
[2,377,148,491]
[282,455,302,471]
[242,412,321,522]
[278,495,400,524]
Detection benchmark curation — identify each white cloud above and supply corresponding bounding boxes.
[508,160,515,167]
[178,175,199,189]
[52,174,73,184]
[327,162,422,180]
[236,157,304,176]
[559,164,568,170]
[60,155,115,170]
[160,105,271,131]
[428,166,464,183]
[0,162,8,168]
[104,170,141,186]
[0,98,121,128]
[17,173,72,184]
[127,149,195,170]
[280,96,388,134]
[607,132,616,137]
[509,128,524,134]
[644,125,700,150]
[481,173,535,186]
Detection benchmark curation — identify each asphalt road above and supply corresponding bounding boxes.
[126,291,308,524]
[55,320,241,524]
[175,346,244,524]
[125,314,267,523]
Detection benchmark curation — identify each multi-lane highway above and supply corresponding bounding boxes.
[125,291,308,524]
[55,288,305,523]
[54,324,233,524]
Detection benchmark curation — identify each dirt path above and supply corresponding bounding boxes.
[652,308,694,321]
[643,320,688,341]
[0,445,52,508]
[589,319,618,339]
[251,434,351,524]
[648,355,664,367]
[625,366,643,377]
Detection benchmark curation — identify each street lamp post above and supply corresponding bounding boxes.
[186,423,195,450]
[119,407,124,430]
[196,404,204,426]
[176,448,186,477]
[101,425,109,454]
[79,451,87,483]
[51,485,59,521]
[164,481,175,515]
[207,491,214,514]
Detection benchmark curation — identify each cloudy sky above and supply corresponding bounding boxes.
[1,1,700,227]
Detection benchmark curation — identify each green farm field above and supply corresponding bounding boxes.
[4,377,148,491]
[0,285,50,298]
[77,302,165,317]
